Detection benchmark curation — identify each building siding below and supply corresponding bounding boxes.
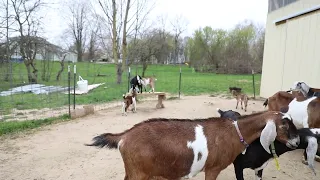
[260,0,320,98]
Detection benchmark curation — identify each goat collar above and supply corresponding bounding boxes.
[271,142,280,170]
[232,120,249,148]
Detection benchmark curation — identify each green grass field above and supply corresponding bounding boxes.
[0,61,261,114]
[0,61,261,136]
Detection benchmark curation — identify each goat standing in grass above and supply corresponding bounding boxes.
[230,89,249,112]
[85,111,300,180]
[122,88,137,116]
[217,108,320,180]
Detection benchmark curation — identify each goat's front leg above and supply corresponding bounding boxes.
[132,97,137,113]
[255,169,263,180]
[204,169,221,180]
[122,102,127,116]
[240,100,243,110]
[236,99,239,109]
[233,163,245,180]
[244,101,248,112]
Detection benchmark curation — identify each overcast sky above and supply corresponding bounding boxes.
[42,0,269,45]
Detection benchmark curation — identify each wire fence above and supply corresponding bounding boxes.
[0,61,260,122]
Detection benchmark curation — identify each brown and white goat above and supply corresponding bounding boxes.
[263,90,304,111]
[263,81,320,163]
[141,76,157,93]
[85,111,300,180]
[121,88,137,116]
[231,89,249,112]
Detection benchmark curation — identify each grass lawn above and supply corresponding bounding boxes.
[0,61,261,114]
[0,61,261,136]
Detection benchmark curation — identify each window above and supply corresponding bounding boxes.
[268,0,299,13]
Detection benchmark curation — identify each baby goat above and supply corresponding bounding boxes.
[121,88,137,116]
[141,76,157,93]
[217,108,320,180]
[230,89,249,112]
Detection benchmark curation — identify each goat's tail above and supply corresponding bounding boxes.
[84,133,123,149]
[263,99,269,107]
[216,108,224,115]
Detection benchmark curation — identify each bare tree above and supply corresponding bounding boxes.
[64,0,89,62]
[97,0,155,84]
[9,0,46,83]
[170,14,188,64]
[56,53,67,81]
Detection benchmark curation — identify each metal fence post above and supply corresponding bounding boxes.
[252,69,256,99]
[68,65,71,117]
[128,66,131,92]
[73,64,76,109]
[179,67,182,98]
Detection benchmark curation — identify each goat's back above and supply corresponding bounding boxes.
[118,118,235,178]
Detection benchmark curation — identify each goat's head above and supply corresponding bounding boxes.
[229,87,241,93]
[260,113,300,154]
[290,81,310,97]
[216,108,241,121]
[137,75,143,85]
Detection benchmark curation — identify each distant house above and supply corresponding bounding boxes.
[0,36,77,63]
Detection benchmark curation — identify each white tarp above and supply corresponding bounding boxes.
[0,84,70,96]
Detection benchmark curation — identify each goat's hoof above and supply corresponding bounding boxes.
[302,159,308,165]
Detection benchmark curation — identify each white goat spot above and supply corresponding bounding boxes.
[287,97,317,128]
[118,139,123,150]
[185,124,208,178]
[310,128,320,135]
[281,113,292,121]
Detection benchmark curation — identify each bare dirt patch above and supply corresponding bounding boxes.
[0,95,319,180]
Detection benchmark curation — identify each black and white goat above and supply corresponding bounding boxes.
[130,75,143,93]
[217,108,320,180]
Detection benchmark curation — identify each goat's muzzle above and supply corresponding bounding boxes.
[286,135,300,149]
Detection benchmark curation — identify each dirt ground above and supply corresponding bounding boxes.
[0,95,319,180]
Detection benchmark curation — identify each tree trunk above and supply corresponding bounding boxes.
[120,0,131,84]
[111,0,120,84]
[56,55,66,81]
[56,62,65,81]
[117,63,122,84]
[4,62,10,82]
[24,61,37,83]
[77,49,83,62]
[142,62,148,77]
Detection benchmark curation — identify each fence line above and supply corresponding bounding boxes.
[0,62,260,122]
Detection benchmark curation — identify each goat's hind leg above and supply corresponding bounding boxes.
[255,169,263,180]
[236,99,239,109]
[302,150,308,165]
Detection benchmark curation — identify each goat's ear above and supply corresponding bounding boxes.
[306,137,318,175]
[260,121,277,154]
